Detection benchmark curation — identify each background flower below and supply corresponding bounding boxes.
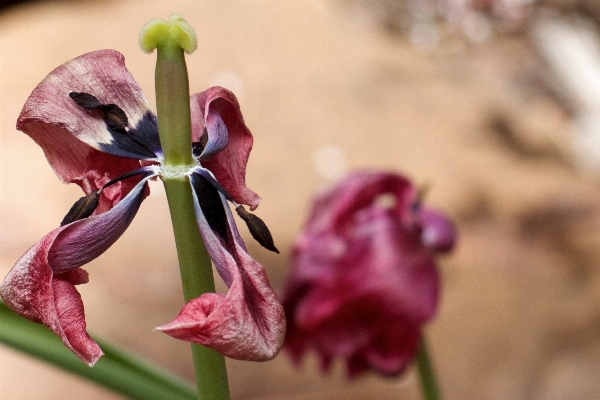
[282,171,455,377]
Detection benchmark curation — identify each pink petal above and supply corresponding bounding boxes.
[0,231,102,366]
[156,177,285,361]
[190,87,260,210]
[18,49,159,161]
[0,176,151,364]
[17,50,155,211]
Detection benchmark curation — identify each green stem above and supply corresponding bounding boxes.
[155,43,194,166]
[0,301,196,400]
[417,336,442,400]
[154,34,231,400]
[163,178,231,400]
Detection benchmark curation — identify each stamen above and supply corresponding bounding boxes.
[60,192,100,226]
[235,205,279,254]
[101,167,158,191]
[195,170,234,202]
[192,128,208,158]
[60,168,156,226]
[69,92,129,132]
[100,104,128,132]
[69,92,102,109]
[69,92,158,158]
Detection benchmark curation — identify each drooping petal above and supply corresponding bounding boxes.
[0,175,153,364]
[49,173,155,273]
[0,235,102,366]
[17,49,161,162]
[190,87,260,210]
[156,172,285,361]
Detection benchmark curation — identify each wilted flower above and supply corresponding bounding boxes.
[282,171,455,377]
[1,49,284,365]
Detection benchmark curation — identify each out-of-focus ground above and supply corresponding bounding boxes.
[1,1,600,399]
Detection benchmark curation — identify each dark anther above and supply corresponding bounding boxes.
[69,92,102,109]
[235,205,279,254]
[192,142,203,158]
[60,192,101,226]
[100,104,128,132]
[192,128,209,158]
[69,92,128,132]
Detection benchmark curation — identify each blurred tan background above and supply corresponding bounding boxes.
[2,0,600,399]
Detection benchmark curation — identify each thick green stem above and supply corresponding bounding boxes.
[150,18,231,400]
[417,336,442,400]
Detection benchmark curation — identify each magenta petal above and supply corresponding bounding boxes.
[190,87,261,210]
[0,176,151,364]
[77,148,148,215]
[420,209,456,253]
[282,171,453,377]
[156,179,285,361]
[304,171,416,231]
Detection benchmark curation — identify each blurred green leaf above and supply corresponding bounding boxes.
[0,301,196,400]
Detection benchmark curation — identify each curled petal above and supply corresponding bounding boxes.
[305,171,416,232]
[0,175,152,364]
[420,209,456,252]
[17,49,160,162]
[0,232,102,365]
[49,173,153,273]
[190,87,260,210]
[156,173,285,361]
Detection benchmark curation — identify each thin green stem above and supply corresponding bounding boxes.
[153,27,231,400]
[417,336,442,400]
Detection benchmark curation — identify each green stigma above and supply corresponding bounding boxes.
[139,14,197,54]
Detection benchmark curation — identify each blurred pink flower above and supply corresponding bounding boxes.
[1,50,284,365]
[282,171,455,377]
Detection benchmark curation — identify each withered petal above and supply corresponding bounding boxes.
[156,175,285,361]
[190,87,260,210]
[18,49,160,161]
[0,175,152,364]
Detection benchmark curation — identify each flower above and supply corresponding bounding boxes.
[281,171,455,377]
[1,49,285,366]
